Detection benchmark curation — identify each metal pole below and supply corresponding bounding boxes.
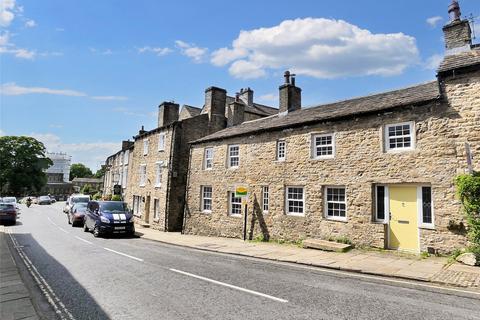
[243,203,248,241]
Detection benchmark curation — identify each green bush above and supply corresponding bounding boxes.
[92,192,102,200]
[111,195,122,201]
[103,194,112,201]
[455,172,480,245]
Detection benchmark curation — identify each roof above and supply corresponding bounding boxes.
[193,81,440,144]
[438,48,480,73]
[71,178,103,183]
[225,96,277,116]
[182,105,202,116]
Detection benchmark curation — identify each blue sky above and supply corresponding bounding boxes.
[1,0,479,170]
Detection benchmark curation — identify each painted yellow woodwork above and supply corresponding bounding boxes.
[389,187,419,251]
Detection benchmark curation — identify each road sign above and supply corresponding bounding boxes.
[235,186,248,197]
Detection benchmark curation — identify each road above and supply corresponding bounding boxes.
[5,203,480,320]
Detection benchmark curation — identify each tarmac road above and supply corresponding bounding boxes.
[5,202,480,320]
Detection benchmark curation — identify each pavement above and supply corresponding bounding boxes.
[3,202,480,320]
[134,225,480,290]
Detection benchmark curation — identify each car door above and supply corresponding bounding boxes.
[85,202,94,228]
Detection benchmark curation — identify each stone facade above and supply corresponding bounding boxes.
[103,141,134,199]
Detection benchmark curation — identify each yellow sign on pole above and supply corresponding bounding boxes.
[235,186,248,197]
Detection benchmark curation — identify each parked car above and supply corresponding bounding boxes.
[83,201,135,237]
[68,203,88,227]
[38,196,52,205]
[0,203,17,225]
[2,197,20,210]
[63,194,91,213]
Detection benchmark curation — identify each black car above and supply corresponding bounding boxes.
[83,201,135,237]
[0,203,17,225]
[38,196,52,205]
[68,203,88,227]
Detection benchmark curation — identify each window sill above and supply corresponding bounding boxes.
[139,184,145,188]
[229,214,242,218]
[155,184,162,189]
[202,210,212,214]
[158,149,165,152]
[311,156,335,160]
[325,216,347,223]
[419,224,435,230]
[228,166,239,170]
[204,168,213,171]
[385,147,415,154]
[275,159,286,163]
[153,218,160,223]
[286,213,305,217]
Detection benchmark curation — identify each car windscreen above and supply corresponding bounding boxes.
[0,204,14,210]
[72,197,90,203]
[39,196,50,200]
[3,198,16,203]
[100,202,127,212]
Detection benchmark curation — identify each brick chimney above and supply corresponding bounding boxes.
[203,86,227,120]
[442,1,472,54]
[238,87,253,106]
[138,126,146,135]
[121,140,133,150]
[227,99,245,127]
[279,71,301,114]
[158,102,179,127]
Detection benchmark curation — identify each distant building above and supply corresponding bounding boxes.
[42,152,72,199]
[71,177,103,193]
[46,152,71,182]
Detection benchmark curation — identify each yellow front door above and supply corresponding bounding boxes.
[388,186,419,251]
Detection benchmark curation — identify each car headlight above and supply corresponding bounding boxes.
[100,216,110,223]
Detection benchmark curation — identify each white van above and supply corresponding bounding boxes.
[63,194,91,213]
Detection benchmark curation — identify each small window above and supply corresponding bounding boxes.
[421,186,433,227]
[204,148,213,169]
[262,186,269,213]
[158,133,166,151]
[153,198,159,220]
[228,145,239,168]
[385,122,414,152]
[229,192,242,216]
[201,186,212,212]
[286,187,304,216]
[375,185,387,222]
[139,164,147,186]
[155,161,163,187]
[143,139,149,155]
[276,140,286,161]
[325,187,346,220]
[312,134,335,159]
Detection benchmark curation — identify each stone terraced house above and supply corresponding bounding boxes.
[103,140,134,199]
[123,87,276,231]
[183,9,480,254]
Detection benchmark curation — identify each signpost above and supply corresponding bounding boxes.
[235,186,249,241]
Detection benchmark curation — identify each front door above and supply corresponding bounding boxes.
[388,186,419,252]
[144,195,151,223]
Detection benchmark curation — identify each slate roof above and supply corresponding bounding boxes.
[182,105,202,116]
[193,81,440,144]
[438,48,480,73]
[72,178,103,183]
[225,96,277,116]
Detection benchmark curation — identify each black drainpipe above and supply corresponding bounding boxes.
[164,123,177,232]
[182,145,193,234]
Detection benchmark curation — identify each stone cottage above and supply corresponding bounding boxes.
[183,6,480,253]
[124,87,276,231]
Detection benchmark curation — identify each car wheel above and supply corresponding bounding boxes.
[83,222,89,232]
[93,226,101,238]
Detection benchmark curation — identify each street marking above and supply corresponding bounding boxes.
[103,247,144,262]
[169,268,288,303]
[74,236,93,245]
[7,230,76,320]
[47,217,58,227]
[58,227,69,234]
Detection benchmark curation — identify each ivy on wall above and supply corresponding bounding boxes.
[455,172,480,246]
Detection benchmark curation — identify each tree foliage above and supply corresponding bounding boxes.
[0,136,53,196]
[81,183,93,195]
[455,172,480,246]
[94,166,106,179]
[70,163,93,181]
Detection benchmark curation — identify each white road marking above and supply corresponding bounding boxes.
[58,227,69,234]
[7,230,76,320]
[47,217,58,227]
[74,236,93,245]
[103,247,144,262]
[169,268,288,303]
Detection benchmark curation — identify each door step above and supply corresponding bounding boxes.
[303,239,352,252]
[139,222,150,228]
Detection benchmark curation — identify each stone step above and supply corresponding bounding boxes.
[303,239,352,253]
[138,222,150,228]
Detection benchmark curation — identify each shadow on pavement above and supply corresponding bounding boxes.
[10,233,111,320]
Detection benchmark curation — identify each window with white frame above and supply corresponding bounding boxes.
[201,186,212,212]
[122,167,128,188]
[153,198,159,220]
[276,140,286,161]
[325,187,347,220]
[155,161,163,187]
[143,139,149,155]
[158,133,166,151]
[375,185,387,222]
[139,164,147,186]
[229,192,242,216]
[133,195,141,216]
[312,134,335,159]
[124,149,129,164]
[228,145,239,168]
[204,148,213,169]
[286,187,304,215]
[420,186,433,227]
[385,122,414,151]
[262,186,269,213]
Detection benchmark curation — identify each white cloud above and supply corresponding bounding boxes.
[30,133,118,170]
[92,96,128,101]
[0,31,37,60]
[25,19,36,28]
[175,40,208,63]
[1,82,86,96]
[0,0,16,27]
[0,31,9,46]
[102,49,113,55]
[426,16,443,28]
[211,17,419,79]
[424,54,443,70]
[137,46,172,56]
[13,48,35,59]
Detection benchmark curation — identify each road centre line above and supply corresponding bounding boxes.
[103,247,144,262]
[58,227,69,234]
[47,217,58,227]
[169,268,288,303]
[74,236,93,245]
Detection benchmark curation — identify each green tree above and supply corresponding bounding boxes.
[94,166,106,179]
[0,136,53,196]
[70,163,93,181]
[81,183,93,195]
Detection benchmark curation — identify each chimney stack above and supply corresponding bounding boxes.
[138,126,146,135]
[203,86,227,120]
[279,71,301,114]
[158,102,179,127]
[238,87,253,106]
[227,101,245,127]
[443,1,472,54]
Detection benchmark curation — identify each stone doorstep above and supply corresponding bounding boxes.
[303,239,352,253]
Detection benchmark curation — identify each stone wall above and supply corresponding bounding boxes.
[184,71,480,253]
